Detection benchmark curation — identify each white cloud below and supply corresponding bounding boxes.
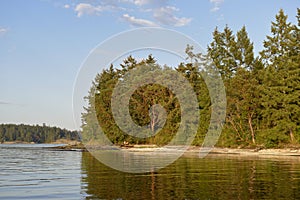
[74,3,104,17]
[74,3,124,17]
[210,6,219,12]
[217,14,224,21]
[122,14,157,27]
[71,1,191,27]
[64,4,70,9]
[210,0,224,3]
[133,0,150,6]
[210,0,224,12]
[0,27,8,36]
[131,0,167,6]
[153,6,192,27]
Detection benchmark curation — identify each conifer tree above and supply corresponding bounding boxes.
[259,9,300,145]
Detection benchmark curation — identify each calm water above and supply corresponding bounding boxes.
[0,144,84,199]
[1,144,300,199]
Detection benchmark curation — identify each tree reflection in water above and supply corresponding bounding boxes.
[81,151,300,199]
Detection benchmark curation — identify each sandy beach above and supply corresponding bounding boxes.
[80,144,300,157]
[189,147,300,157]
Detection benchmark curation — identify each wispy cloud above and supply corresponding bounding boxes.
[210,0,224,12]
[0,101,11,105]
[120,0,167,6]
[133,0,152,6]
[153,6,192,27]
[122,14,157,27]
[69,1,191,27]
[74,3,123,17]
[132,0,167,6]
[0,27,9,36]
[217,14,224,21]
[64,4,70,9]
[75,3,104,17]
[0,101,25,107]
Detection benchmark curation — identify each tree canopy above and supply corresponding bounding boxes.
[82,9,300,148]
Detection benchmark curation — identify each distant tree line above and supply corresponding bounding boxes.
[82,9,299,148]
[0,124,80,143]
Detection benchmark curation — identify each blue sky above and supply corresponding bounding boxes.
[0,0,298,130]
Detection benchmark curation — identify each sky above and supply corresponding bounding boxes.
[0,0,298,130]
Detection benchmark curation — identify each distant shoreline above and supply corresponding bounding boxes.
[1,141,35,144]
[1,139,80,145]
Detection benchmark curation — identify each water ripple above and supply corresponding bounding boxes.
[0,144,83,200]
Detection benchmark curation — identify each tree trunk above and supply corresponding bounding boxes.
[248,114,255,144]
[228,116,243,141]
[150,107,157,133]
[290,128,295,143]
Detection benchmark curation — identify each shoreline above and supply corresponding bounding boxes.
[122,145,300,157]
[187,147,300,157]
[2,142,300,157]
[1,139,81,145]
[82,144,300,157]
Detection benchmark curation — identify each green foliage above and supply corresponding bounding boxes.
[0,124,79,143]
[207,9,300,148]
[82,55,206,146]
[206,24,261,147]
[259,9,300,146]
[82,9,300,148]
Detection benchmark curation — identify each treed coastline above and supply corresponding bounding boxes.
[82,9,299,148]
[0,124,80,143]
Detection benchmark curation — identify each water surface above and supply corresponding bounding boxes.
[82,152,300,199]
[0,144,84,199]
[1,144,300,199]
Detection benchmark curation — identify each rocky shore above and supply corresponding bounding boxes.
[51,142,87,151]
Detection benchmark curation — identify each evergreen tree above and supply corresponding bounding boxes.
[207,26,237,80]
[259,9,300,146]
[0,124,79,143]
[206,25,260,146]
